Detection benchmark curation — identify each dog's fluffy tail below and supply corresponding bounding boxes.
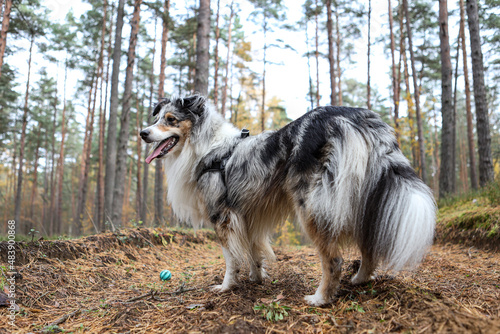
[362,168,436,272]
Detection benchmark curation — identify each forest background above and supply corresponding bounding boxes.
[0,0,499,238]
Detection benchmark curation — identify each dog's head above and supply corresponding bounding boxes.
[140,95,206,164]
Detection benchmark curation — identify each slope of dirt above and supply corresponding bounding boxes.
[0,228,499,333]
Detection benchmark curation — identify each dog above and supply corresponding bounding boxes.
[140,95,436,306]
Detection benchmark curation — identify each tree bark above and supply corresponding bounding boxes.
[111,0,142,227]
[74,73,97,236]
[0,0,12,78]
[261,12,268,132]
[142,18,157,225]
[104,0,125,227]
[135,64,142,223]
[194,0,210,95]
[403,0,427,183]
[326,0,336,106]
[366,0,371,110]
[55,63,68,236]
[29,134,41,227]
[459,0,477,190]
[314,0,320,108]
[213,0,221,110]
[335,7,342,105]
[14,34,34,228]
[466,0,494,186]
[388,0,400,142]
[438,0,455,198]
[96,0,109,231]
[155,0,170,226]
[221,2,234,118]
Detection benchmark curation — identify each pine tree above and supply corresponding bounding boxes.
[438,0,455,197]
[194,0,210,95]
[111,0,142,227]
[466,0,495,186]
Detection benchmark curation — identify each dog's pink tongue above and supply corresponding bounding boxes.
[145,139,171,164]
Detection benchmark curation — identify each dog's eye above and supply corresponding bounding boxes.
[166,116,176,123]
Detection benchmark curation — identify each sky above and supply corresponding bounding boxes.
[10,0,464,122]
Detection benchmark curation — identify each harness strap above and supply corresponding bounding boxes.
[198,128,250,180]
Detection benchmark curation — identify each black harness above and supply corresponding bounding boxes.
[199,129,250,180]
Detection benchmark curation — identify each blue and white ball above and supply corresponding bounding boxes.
[160,270,172,281]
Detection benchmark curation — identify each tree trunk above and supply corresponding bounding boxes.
[29,135,41,226]
[111,0,142,227]
[326,0,336,106]
[314,0,320,107]
[403,0,427,183]
[55,63,68,236]
[48,78,58,234]
[466,0,494,186]
[74,73,97,236]
[104,0,125,227]
[0,0,12,78]
[261,13,268,132]
[135,65,142,223]
[221,2,234,118]
[305,18,314,110]
[194,0,210,95]
[14,34,34,228]
[438,0,455,198]
[142,18,157,225]
[213,0,221,110]
[335,8,342,105]
[459,0,477,190]
[366,0,371,110]
[388,0,400,142]
[96,0,109,232]
[155,0,170,227]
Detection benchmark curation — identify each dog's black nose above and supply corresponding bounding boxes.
[140,129,150,140]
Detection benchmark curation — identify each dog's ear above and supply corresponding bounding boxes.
[182,95,206,115]
[152,98,170,117]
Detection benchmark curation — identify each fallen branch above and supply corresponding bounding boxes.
[46,308,81,328]
[124,290,155,303]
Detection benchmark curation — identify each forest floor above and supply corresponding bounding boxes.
[0,226,499,334]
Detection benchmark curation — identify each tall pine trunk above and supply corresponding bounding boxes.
[154,0,170,226]
[194,0,210,95]
[221,2,234,117]
[111,0,142,227]
[55,63,68,236]
[388,0,400,142]
[314,0,320,107]
[459,0,477,190]
[466,0,495,186]
[261,13,268,132]
[326,0,336,106]
[438,0,455,198]
[403,0,427,183]
[366,0,371,110]
[0,0,12,78]
[74,74,97,235]
[14,34,34,228]
[335,8,342,105]
[142,18,157,225]
[96,0,109,231]
[104,0,125,227]
[213,0,221,111]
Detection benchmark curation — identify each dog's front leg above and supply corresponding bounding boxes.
[211,247,239,292]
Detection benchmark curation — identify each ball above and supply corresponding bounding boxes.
[160,270,172,281]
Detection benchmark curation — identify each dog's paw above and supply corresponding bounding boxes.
[304,294,327,307]
[210,283,234,292]
[351,273,376,285]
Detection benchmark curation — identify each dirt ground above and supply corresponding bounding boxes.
[0,228,499,333]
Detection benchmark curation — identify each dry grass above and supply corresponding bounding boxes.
[0,228,499,333]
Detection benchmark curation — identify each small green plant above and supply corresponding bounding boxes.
[28,228,39,243]
[346,301,365,313]
[254,302,291,322]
